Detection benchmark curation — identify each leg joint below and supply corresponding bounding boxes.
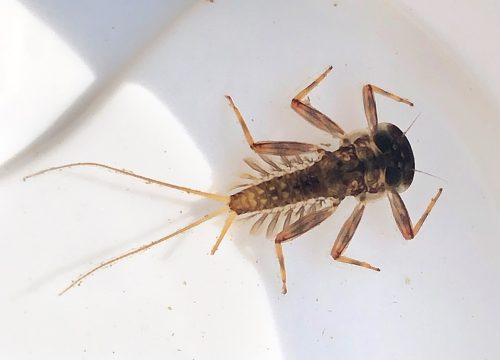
[331,250,340,260]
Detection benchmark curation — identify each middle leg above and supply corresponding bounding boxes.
[331,201,380,271]
[291,66,346,139]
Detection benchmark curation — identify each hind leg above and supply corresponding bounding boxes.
[274,207,336,293]
[225,95,321,156]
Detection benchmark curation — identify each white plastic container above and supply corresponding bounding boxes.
[1,1,499,359]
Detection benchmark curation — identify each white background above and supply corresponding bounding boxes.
[1,1,499,359]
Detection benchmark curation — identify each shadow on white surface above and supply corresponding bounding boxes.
[0,0,197,172]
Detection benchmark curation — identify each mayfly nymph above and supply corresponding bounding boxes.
[25,66,442,294]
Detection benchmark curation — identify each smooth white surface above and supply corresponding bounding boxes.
[1,1,499,359]
[0,0,93,165]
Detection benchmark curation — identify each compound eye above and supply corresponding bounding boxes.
[374,132,392,153]
[385,166,402,186]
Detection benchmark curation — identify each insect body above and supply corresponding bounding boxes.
[230,124,413,216]
[26,66,442,294]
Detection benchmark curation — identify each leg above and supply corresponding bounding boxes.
[387,188,442,240]
[225,95,321,156]
[331,202,380,271]
[275,207,336,293]
[291,66,345,139]
[362,84,413,134]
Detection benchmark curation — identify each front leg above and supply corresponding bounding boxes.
[387,188,443,240]
[362,84,413,134]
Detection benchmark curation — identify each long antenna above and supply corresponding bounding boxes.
[413,169,447,182]
[404,112,421,136]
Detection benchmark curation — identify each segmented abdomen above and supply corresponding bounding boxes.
[229,161,327,215]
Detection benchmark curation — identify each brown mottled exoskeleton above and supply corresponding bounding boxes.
[25,66,442,294]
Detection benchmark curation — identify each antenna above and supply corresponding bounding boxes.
[404,112,421,136]
[413,169,447,182]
